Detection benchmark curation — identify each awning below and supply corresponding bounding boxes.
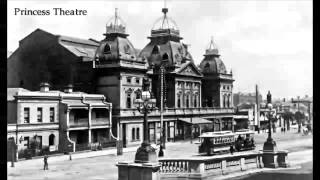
[178,117,212,125]
[61,100,87,108]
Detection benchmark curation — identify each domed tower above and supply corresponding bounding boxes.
[139,7,194,69]
[140,7,203,108]
[94,8,147,111]
[199,37,234,108]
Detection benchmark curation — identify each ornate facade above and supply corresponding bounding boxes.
[8,8,235,148]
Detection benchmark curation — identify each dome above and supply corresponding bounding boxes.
[105,8,126,34]
[199,37,227,74]
[152,16,179,31]
[95,37,138,62]
[199,56,227,74]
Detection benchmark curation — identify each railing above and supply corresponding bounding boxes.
[69,120,88,128]
[91,118,110,126]
[118,107,234,117]
[160,160,191,173]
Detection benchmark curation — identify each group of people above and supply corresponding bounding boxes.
[280,127,287,133]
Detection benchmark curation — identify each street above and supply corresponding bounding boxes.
[8,131,312,180]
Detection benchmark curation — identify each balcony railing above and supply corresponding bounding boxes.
[118,107,234,117]
[69,119,88,128]
[91,118,110,126]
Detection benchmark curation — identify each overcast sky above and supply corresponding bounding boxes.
[7,0,312,100]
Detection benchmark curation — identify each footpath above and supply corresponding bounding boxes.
[10,141,183,166]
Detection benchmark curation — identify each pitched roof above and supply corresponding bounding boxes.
[57,35,99,60]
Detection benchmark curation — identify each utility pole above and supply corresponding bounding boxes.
[255,84,260,133]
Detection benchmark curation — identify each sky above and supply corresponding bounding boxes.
[7,0,313,100]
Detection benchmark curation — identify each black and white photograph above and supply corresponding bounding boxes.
[7,0,312,179]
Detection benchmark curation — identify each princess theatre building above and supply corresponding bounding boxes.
[8,8,235,150]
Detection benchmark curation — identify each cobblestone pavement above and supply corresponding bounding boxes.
[7,131,312,180]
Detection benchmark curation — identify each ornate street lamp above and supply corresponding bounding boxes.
[134,78,158,163]
[263,91,277,152]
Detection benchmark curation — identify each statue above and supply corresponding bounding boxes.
[267,91,272,104]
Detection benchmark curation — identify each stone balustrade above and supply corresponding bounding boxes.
[158,151,289,180]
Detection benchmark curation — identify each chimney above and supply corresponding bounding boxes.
[40,82,50,92]
[64,84,73,93]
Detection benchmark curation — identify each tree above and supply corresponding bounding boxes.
[294,111,305,133]
[282,111,294,130]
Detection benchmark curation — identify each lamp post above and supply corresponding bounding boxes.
[263,91,277,152]
[134,78,157,163]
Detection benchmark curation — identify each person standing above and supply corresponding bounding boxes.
[43,154,48,170]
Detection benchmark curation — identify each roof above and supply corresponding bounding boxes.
[199,131,234,138]
[7,88,30,101]
[172,61,203,77]
[179,117,212,124]
[58,35,99,60]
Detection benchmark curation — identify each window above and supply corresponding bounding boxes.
[151,45,160,54]
[127,93,131,108]
[124,44,131,54]
[24,108,30,123]
[126,77,131,83]
[136,128,140,140]
[186,95,189,108]
[37,108,43,122]
[104,44,111,54]
[136,78,140,84]
[24,137,29,147]
[194,95,197,107]
[162,53,169,61]
[36,136,42,149]
[177,94,181,108]
[132,128,136,141]
[49,134,55,146]
[50,108,55,122]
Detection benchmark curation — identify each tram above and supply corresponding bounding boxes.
[198,129,255,155]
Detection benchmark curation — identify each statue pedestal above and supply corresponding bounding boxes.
[262,137,278,168]
[261,138,289,168]
[134,142,157,163]
[117,162,161,180]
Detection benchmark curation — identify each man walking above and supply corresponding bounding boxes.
[43,154,49,170]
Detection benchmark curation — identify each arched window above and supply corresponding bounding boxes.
[227,94,231,107]
[49,134,55,146]
[132,128,135,141]
[151,45,160,54]
[127,93,132,108]
[223,94,226,108]
[162,53,169,61]
[177,94,181,108]
[104,44,111,54]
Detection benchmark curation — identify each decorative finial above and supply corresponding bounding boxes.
[162,0,168,14]
[209,36,214,49]
[115,8,118,18]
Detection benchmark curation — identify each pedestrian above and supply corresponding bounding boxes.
[230,145,234,155]
[43,154,49,170]
[284,127,286,133]
[158,145,164,157]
